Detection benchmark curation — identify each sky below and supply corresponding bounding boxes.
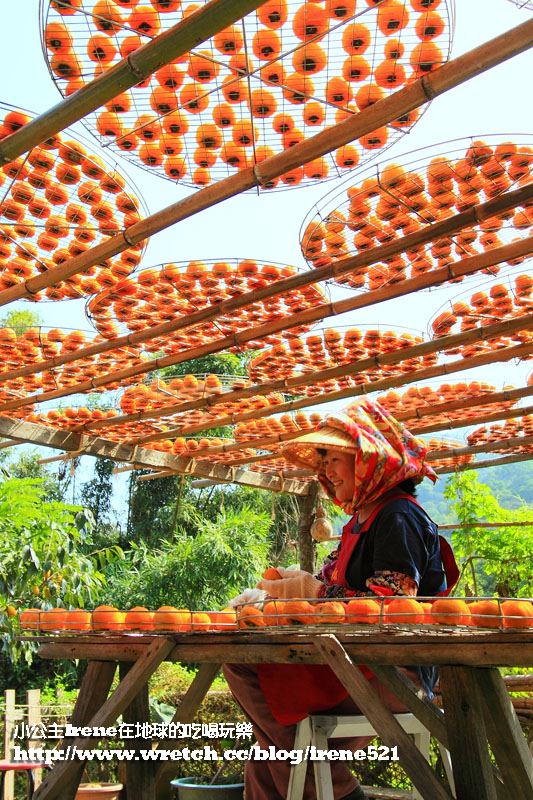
[0,0,532,493]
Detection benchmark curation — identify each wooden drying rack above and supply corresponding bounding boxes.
[25,627,533,800]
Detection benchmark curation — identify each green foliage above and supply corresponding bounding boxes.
[80,458,122,544]
[443,471,533,597]
[0,478,123,667]
[105,506,271,610]
[0,308,43,335]
[160,351,245,377]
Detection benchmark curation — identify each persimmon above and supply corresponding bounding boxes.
[92,605,125,631]
[315,601,345,624]
[236,605,267,629]
[260,601,281,626]
[19,609,39,631]
[124,606,154,630]
[292,3,329,42]
[420,602,436,624]
[469,600,501,629]
[278,600,315,625]
[191,612,211,632]
[430,598,470,626]
[345,598,380,624]
[65,609,92,632]
[40,609,67,632]
[213,608,237,631]
[386,597,425,624]
[502,599,533,629]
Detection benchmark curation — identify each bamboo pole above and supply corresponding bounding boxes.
[0,214,531,401]
[396,385,533,425]
[130,341,533,445]
[2,249,533,419]
[0,0,272,166]
[435,452,533,474]
[410,402,533,436]
[1,20,533,306]
[428,434,533,460]
[439,522,533,529]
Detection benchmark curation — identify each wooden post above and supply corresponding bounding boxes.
[3,689,16,800]
[439,666,498,800]
[119,663,155,800]
[27,689,43,791]
[312,636,453,800]
[297,481,318,573]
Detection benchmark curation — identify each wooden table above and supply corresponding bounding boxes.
[24,628,533,800]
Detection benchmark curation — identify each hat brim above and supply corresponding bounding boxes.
[282,427,357,473]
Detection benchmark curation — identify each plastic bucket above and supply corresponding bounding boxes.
[171,777,244,800]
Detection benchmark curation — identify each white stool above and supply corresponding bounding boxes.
[287,712,455,800]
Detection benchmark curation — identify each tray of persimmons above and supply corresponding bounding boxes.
[18,596,533,635]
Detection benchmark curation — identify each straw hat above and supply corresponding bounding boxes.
[282,425,358,473]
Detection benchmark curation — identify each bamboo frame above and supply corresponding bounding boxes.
[439,522,533,529]
[396,385,533,425]
[1,215,531,409]
[1,21,533,307]
[130,340,533,446]
[435,452,533,474]
[0,415,313,495]
[410,401,533,436]
[2,245,533,421]
[0,0,271,166]
[428,434,533,460]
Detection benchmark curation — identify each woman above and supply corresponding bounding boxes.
[223,398,458,800]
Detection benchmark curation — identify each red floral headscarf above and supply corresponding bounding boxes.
[282,398,436,514]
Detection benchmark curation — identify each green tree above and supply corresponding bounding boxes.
[80,458,121,544]
[0,308,43,334]
[444,471,533,597]
[106,506,271,610]
[0,478,123,668]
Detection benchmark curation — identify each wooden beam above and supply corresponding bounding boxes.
[2,19,533,306]
[54,661,117,800]
[411,402,533,436]
[398,385,533,427]
[131,340,533,445]
[0,415,314,495]
[119,663,155,800]
[428,433,533,460]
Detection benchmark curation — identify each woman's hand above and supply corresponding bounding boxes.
[256,571,324,599]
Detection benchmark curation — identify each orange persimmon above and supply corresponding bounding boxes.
[315,600,345,624]
[213,608,237,631]
[92,605,125,631]
[65,609,92,631]
[191,611,211,631]
[469,600,501,629]
[124,606,154,630]
[501,599,533,629]
[430,598,470,626]
[19,609,39,631]
[236,605,267,629]
[386,597,425,624]
[345,598,380,624]
[280,600,315,625]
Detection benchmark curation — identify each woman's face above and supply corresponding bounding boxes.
[322,449,355,503]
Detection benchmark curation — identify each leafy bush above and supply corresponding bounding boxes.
[105,506,271,610]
